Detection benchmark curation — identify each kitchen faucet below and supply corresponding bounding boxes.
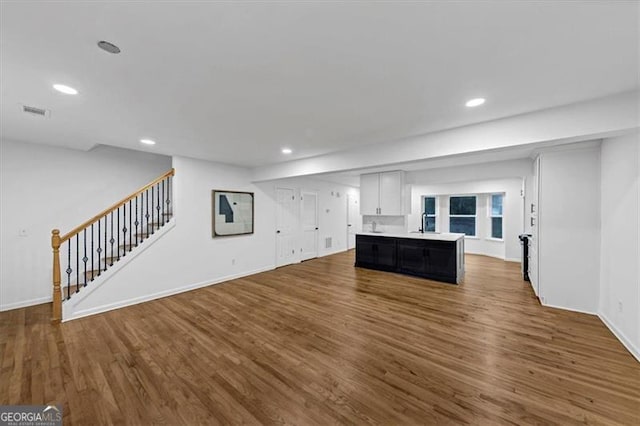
[420,212,427,233]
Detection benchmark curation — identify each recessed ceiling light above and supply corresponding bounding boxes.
[140,139,156,145]
[97,40,121,54]
[53,84,78,95]
[465,98,485,107]
[281,148,292,154]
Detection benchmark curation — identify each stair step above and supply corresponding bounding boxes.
[101,253,132,264]
[133,231,155,239]
[117,243,138,252]
[136,221,167,230]
[63,281,92,298]
[66,269,102,288]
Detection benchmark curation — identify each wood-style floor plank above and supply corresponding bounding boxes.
[1,252,638,425]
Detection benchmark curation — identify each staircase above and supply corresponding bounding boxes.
[51,169,175,323]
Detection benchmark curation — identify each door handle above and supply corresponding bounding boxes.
[530,217,535,226]
[276,230,281,234]
[348,224,352,227]
[315,227,319,230]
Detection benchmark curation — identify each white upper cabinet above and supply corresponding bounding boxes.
[360,171,408,215]
[379,171,404,215]
[360,173,380,215]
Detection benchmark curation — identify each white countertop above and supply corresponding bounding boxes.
[357,231,465,242]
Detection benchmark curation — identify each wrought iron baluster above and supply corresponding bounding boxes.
[135,195,139,246]
[76,235,79,293]
[104,216,108,270]
[91,223,95,281]
[117,207,120,261]
[110,212,114,266]
[162,179,165,225]
[122,204,127,256]
[156,183,161,227]
[167,176,172,217]
[146,188,150,237]
[66,242,71,300]
[97,219,102,274]
[83,229,87,287]
[129,199,132,251]
[151,185,155,234]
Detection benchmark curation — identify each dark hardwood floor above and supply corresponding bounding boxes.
[1,252,639,425]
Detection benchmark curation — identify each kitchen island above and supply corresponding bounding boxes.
[355,232,465,284]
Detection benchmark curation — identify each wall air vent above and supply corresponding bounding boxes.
[325,237,332,249]
[22,105,50,118]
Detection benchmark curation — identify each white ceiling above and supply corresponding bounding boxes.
[1,1,638,167]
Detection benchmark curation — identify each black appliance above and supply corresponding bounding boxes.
[518,234,532,281]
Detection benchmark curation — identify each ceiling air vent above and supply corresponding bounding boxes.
[22,105,51,118]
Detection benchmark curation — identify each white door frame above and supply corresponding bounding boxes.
[300,190,319,261]
[275,187,299,267]
[347,193,359,250]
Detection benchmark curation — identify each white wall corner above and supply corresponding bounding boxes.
[598,312,640,363]
[540,301,597,317]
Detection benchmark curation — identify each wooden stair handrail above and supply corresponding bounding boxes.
[59,168,175,243]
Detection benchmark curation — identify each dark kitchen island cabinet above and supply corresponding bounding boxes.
[355,233,465,284]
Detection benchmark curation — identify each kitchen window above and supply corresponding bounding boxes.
[422,196,437,232]
[490,194,503,239]
[449,196,476,236]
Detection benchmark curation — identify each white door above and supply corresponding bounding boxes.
[301,191,318,261]
[379,171,403,215]
[347,193,359,249]
[359,173,380,215]
[276,188,298,267]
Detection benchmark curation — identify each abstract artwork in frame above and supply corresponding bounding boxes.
[212,190,254,237]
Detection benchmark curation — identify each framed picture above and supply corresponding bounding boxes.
[212,190,254,237]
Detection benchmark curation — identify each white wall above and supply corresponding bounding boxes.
[0,139,172,311]
[599,132,639,360]
[538,145,600,314]
[362,215,406,234]
[67,156,358,318]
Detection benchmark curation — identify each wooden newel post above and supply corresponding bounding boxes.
[52,229,62,324]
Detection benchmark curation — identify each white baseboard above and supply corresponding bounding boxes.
[598,312,640,363]
[464,251,512,262]
[321,248,348,257]
[540,301,597,316]
[0,296,52,312]
[65,265,275,321]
